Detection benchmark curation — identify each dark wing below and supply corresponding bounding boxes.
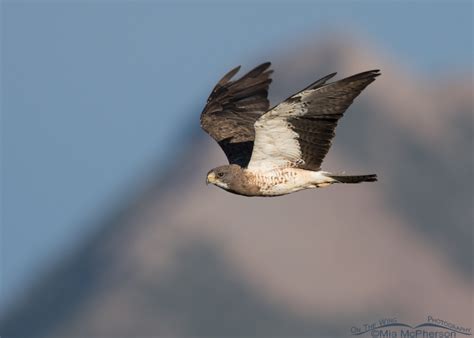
[247,70,380,171]
[200,62,273,167]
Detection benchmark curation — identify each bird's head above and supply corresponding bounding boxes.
[206,164,242,190]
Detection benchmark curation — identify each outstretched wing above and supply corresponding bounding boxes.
[200,62,273,167]
[247,70,380,171]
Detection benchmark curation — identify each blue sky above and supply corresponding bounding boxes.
[1,1,472,309]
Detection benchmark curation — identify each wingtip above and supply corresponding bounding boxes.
[229,62,273,84]
[300,71,338,92]
[217,65,242,85]
[362,69,381,76]
[370,69,381,81]
[340,69,381,83]
[369,69,381,76]
[246,61,272,77]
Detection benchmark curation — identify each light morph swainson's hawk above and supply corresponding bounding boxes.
[201,62,379,197]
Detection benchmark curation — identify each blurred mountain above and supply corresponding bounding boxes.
[1,35,472,337]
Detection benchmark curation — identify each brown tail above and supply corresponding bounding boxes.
[329,174,377,184]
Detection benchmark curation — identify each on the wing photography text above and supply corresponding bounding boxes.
[350,316,472,337]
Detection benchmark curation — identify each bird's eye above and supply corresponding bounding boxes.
[217,172,224,178]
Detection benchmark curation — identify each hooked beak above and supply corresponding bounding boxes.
[206,172,216,185]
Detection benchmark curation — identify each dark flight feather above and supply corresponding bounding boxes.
[293,71,338,95]
[287,69,380,170]
[200,62,273,167]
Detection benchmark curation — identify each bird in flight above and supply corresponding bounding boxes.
[201,62,379,197]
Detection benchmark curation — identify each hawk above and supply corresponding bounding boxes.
[201,62,379,197]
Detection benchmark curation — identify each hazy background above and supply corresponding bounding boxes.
[1,1,473,337]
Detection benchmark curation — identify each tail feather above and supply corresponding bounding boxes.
[329,174,377,184]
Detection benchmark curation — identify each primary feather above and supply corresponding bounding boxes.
[200,62,273,167]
